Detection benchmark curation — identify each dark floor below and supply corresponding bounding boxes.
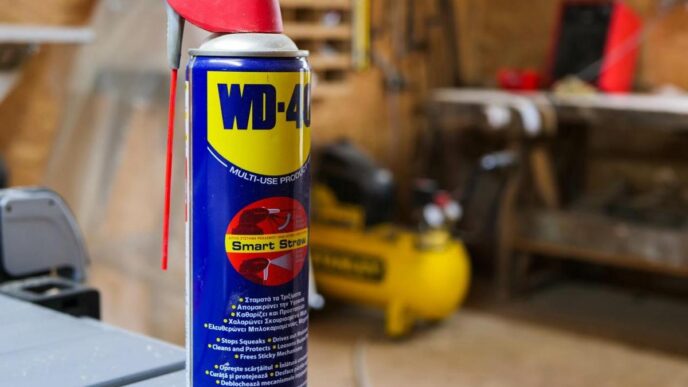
[474,278,688,357]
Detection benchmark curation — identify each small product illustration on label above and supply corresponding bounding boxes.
[226,197,308,286]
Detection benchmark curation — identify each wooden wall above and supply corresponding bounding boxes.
[312,0,460,180]
[452,0,688,90]
[0,0,96,185]
[0,0,95,25]
[313,0,688,177]
[6,0,688,185]
[643,4,688,89]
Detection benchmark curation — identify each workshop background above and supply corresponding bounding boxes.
[3,0,688,386]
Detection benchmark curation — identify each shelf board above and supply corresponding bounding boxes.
[309,54,351,71]
[284,22,351,40]
[431,88,688,133]
[313,81,352,98]
[281,0,352,10]
[0,24,93,44]
[515,209,688,278]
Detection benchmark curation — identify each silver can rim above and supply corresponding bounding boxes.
[189,49,309,58]
[189,33,309,58]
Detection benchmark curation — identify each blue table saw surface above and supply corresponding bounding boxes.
[0,294,186,386]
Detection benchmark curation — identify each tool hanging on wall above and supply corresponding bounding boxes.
[162,1,312,386]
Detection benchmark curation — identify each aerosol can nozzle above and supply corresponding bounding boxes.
[165,3,184,70]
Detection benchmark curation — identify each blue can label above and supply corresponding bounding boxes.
[188,56,310,387]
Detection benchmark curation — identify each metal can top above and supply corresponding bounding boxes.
[190,33,309,58]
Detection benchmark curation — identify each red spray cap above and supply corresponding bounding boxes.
[167,0,283,34]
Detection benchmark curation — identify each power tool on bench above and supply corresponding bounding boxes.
[0,187,99,319]
[310,141,471,337]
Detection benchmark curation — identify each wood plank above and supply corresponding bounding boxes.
[431,88,688,133]
[0,24,93,44]
[313,81,352,98]
[0,0,97,26]
[0,0,95,185]
[641,4,688,90]
[281,0,352,10]
[284,22,352,40]
[432,88,688,116]
[310,54,351,71]
[515,209,688,278]
[0,46,80,185]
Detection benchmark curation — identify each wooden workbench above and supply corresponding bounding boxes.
[431,89,688,133]
[428,88,688,298]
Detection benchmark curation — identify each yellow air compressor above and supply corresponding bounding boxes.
[310,142,471,337]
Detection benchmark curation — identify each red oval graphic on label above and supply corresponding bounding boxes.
[225,197,308,286]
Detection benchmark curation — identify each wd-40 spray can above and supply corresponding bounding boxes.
[162,2,311,386]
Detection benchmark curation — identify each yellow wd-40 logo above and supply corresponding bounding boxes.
[207,71,311,176]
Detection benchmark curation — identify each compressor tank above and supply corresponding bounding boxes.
[310,143,470,337]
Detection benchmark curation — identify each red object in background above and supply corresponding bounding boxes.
[167,0,283,33]
[600,1,642,92]
[548,1,642,93]
[497,69,541,91]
